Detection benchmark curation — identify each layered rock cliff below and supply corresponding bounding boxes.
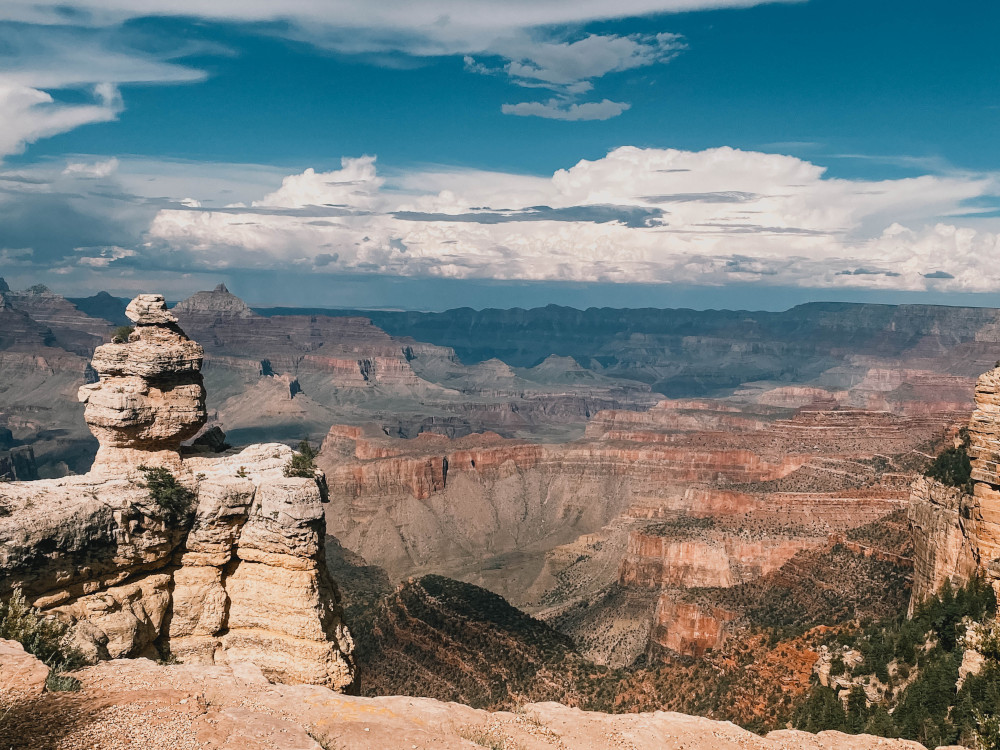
[910,364,1000,609]
[0,294,354,689]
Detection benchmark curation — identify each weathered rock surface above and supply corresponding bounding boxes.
[0,294,354,690]
[78,294,206,475]
[910,364,1000,607]
[0,638,49,697]
[907,476,977,612]
[968,366,1000,588]
[0,657,936,750]
[650,598,734,657]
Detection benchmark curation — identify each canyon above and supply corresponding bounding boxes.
[318,394,953,665]
[5,280,1000,747]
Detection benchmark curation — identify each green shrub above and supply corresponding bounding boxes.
[283,440,318,478]
[830,654,846,676]
[793,576,998,744]
[111,325,134,343]
[137,465,195,518]
[925,428,973,493]
[45,672,81,692]
[0,587,84,690]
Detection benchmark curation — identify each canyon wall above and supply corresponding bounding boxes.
[907,476,978,612]
[909,364,1000,611]
[320,395,948,666]
[0,295,354,689]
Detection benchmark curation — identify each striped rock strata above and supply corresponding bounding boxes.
[910,365,1000,609]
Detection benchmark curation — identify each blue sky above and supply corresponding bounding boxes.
[1,0,999,309]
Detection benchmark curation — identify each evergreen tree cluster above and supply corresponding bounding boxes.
[793,576,998,747]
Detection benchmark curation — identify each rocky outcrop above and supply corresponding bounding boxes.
[0,657,935,750]
[78,294,207,475]
[0,294,354,690]
[968,366,1000,588]
[0,639,49,697]
[910,364,1000,608]
[0,445,37,481]
[619,528,823,589]
[907,476,977,612]
[650,597,734,657]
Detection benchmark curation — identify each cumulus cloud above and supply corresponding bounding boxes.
[63,157,119,178]
[130,146,1000,292]
[8,146,999,294]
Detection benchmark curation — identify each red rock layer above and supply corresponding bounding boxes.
[650,597,735,657]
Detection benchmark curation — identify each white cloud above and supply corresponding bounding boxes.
[0,21,209,161]
[255,157,384,209]
[0,82,120,160]
[470,33,684,119]
[136,147,1000,292]
[501,98,632,121]
[63,156,119,177]
[0,1,778,137]
[496,33,684,87]
[0,2,800,49]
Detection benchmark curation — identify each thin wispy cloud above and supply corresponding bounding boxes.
[0,0,784,143]
[501,98,632,121]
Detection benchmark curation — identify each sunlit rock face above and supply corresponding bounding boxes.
[0,294,355,691]
[910,365,1000,609]
[907,476,977,614]
[78,294,207,475]
[968,366,1000,591]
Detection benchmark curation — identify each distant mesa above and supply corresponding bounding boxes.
[69,290,130,327]
[172,282,256,319]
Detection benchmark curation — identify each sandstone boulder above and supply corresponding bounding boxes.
[0,638,48,697]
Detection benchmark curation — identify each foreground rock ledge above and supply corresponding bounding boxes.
[0,294,354,690]
[0,656,937,750]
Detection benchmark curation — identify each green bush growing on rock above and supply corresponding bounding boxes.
[0,587,83,691]
[111,325,134,343]
[283,440,317,478]
[137,464,195,518]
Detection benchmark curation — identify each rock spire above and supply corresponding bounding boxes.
[78,294,206,474]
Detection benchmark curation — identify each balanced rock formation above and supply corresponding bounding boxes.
[78,294,207,475]
[0,294,354,690]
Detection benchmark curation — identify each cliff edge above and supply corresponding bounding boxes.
[910,363,1000,610]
